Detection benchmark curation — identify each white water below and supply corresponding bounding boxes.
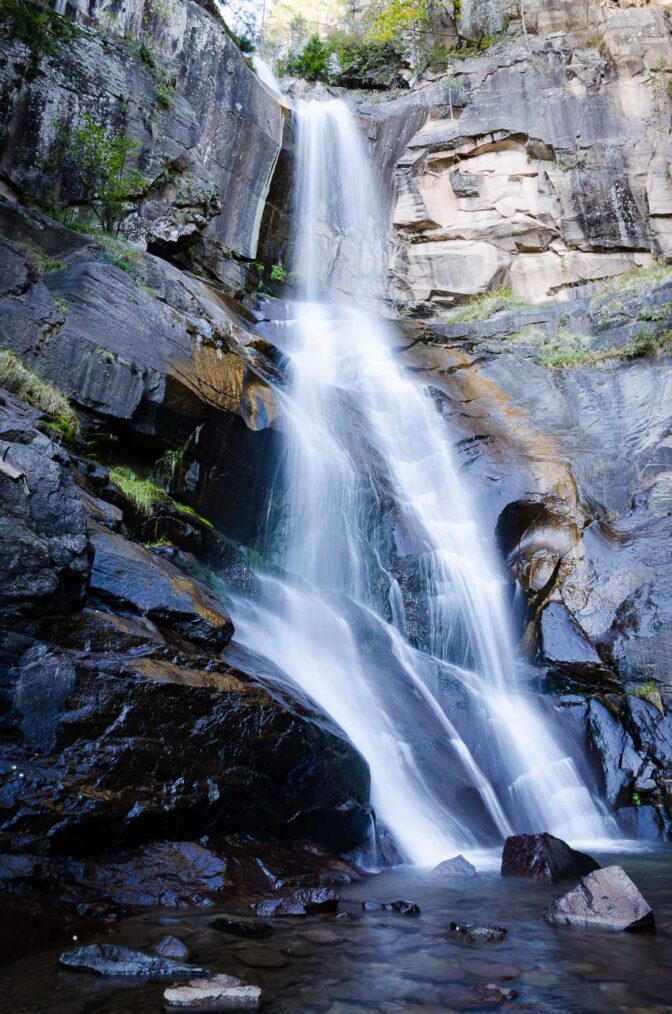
[232,99,611,865]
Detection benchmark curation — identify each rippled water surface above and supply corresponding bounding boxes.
[4,848,672,1013]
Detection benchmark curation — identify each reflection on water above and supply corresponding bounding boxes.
[4,849,671,1013]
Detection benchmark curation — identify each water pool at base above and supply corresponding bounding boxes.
[3,848,671,1014]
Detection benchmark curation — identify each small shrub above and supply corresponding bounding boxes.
[95,345,116,363]
[284,34,329,81]
[51,113,145,235]
[537,327,672,369]
[270,262,287,283]
[155,79,173,109]
[0,350,79,434]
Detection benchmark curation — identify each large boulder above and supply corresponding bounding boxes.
[545,865,654,931]
[501,832,599,883]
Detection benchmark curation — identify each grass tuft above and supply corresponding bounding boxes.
[444,287,530,323]
[0,350,79,434]
[109,465,213,527]
[538,328,672,369]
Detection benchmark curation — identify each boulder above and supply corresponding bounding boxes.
[448,922,507,943]
[252,887,340,917]
[545,866,654,931]
[152,936,191,961]
[362,900,421,915]
[164,974,261,1010]
[89,527,234,650]
[501,833,599,883]
[59,943,205,978]
[430,855,477,880]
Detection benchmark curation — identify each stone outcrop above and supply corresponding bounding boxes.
[379,3,672,313]
[0,399,371,899]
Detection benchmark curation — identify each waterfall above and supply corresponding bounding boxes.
[231,99,611,865]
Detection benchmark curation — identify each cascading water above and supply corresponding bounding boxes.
[231,98,611,865]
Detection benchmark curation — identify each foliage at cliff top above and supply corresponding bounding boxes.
[0,350,79,435]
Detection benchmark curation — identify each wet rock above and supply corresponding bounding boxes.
[545,865,654,931]
[0,394,89,627]
[89,527,234,650]
[362,900,421,915]
[253,887,340,917]
[164,974,261,1010]
[209,918,273,940]
[152,936,191,961]
[448,921,507,943]
[430,855,476,880]
[472,982,518,1003]
[59,943,205,978]
[300,927,343,945]
[501,832,599,883]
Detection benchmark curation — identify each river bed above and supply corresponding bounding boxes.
[3,846,672,1013]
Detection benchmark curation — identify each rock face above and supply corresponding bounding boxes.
[501,833,599,882]
[378,3,672,313]
[0,0,285,291]
[0,400,371,879]
[545,865,655,931]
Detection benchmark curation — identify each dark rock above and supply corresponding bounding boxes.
[501,832,599,883]
[448,921,507,943]
[59,943,206,978]
[362,900,420,915]
[545,865,654,931]
[0,395,89,625]
[253,887,340,917]
[616,804,663,840]
[430,855,477,880]
[89,527,234,649]
[209,917,274,940]
[473,983,518,1003]
[588,699,643,807]
[152,935,190,961]
[540,603,608,683]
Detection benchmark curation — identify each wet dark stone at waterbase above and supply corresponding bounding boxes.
[59,943,206,978]
[448,921,507,943]
[545,865,654,931]
[209,917,274,939]
[501,832,599,883]
[252,887,340,917]
[362,900,421,915]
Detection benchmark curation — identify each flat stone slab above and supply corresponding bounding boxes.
[164,974,261,1009]
[545,865,654,931]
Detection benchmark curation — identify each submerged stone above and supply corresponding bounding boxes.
[209,917,274,939]
[362,900,421,915]
[152,936,191,961]
[164,974,261,1009]
[501,832,599,883]
[448,921,507,943]
[59,943,205,979]
[545,865,654,931]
